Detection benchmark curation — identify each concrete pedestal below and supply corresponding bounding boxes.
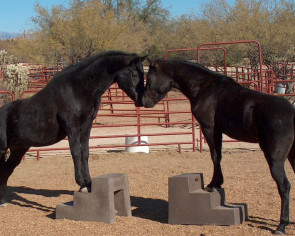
[56,173,131,223]
[168,173,248,225]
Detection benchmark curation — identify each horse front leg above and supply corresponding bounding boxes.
[80,123,93,192]
[79,98,101,193]
[201,125,223,191]
[67,128,86,191]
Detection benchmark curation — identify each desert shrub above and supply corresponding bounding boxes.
[0,50,17,68]
[3,64,29,99]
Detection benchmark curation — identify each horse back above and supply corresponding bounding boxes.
[193,79,295,143]
[221,86,294,142]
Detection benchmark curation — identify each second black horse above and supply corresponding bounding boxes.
[142,59,295,235]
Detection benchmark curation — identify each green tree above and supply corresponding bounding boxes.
[10,0,295,65]
[13,0,167,64]
[200,0,295,65]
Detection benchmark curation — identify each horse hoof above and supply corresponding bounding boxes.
[79,187,88,193]
[274,229,286,235]
[204,186,212,192]
[0,203,7,207]
[204,186,219,192]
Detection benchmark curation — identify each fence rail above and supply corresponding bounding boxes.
[1,41,295,158]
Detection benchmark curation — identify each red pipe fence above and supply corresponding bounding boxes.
[0,40,294,158]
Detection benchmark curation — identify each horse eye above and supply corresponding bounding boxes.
[130,70,137,77]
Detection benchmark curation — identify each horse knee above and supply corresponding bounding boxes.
[270,165,290,193]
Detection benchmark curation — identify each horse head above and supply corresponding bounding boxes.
[142,59,174,108]
[114,55,147,107]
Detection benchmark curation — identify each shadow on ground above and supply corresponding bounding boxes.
[247,216,295,234]
[131,196,168,223]
[5,186,73,216]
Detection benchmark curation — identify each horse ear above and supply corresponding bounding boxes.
[128,55,146,65]
[140,55,148,62]
[147,58,155,67]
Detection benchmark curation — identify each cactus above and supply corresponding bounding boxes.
[3,64,29,99]
[0,50,29,100]
[0,50,17,67]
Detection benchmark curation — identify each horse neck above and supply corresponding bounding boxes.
[162,62,205,100]
[78,57,126,97]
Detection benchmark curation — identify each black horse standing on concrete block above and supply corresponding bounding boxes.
[142,59,295,235]
[0,51,146,206]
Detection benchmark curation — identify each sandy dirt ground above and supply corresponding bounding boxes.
[1,148,295,236]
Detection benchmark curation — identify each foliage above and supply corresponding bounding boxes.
[199,0,295,65]
[6,0,295,66]
[13,0,165,64]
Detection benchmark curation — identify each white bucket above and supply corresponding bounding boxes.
[125,135,149,153]
[274,83,286,94]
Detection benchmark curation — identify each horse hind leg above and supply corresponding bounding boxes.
[269,160,290,235]
[287,139,295,173]
[0,149,8,166]
[0,147,28,206]
[261,142,291,235]
[0,148,8,205]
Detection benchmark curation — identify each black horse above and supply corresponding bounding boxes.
[0,51,146,205]
[142,59,295,235]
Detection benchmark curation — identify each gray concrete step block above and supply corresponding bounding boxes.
[56,173,131,223]
[168,173,248,225]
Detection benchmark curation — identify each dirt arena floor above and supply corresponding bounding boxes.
[1,148,295,236]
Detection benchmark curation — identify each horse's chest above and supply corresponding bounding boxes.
[78,103,98,123]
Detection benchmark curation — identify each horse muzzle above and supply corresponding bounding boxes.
[135,99,144,107]
[142,94,155,108]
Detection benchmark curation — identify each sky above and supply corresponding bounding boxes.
[0,0,235,33]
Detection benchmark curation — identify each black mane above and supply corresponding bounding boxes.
[158,59,238,85]
[57,51,138,77]
[159,59,225,77]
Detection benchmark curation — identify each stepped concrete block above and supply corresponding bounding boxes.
[168,173,248,225]
[56,173,131,223]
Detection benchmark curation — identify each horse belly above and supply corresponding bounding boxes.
[219,115,259,143]
[223,127,259,143]
[11,116,65,147]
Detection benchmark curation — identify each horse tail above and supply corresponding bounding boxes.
[0,105,8,159]
[288,115,295,173]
